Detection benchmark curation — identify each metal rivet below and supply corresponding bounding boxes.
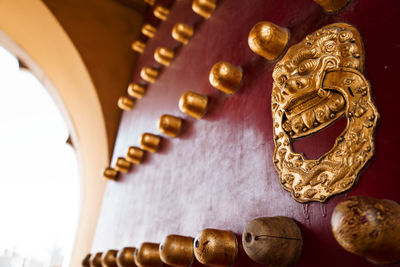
[139,133,162,153]
[118,96,135,111]
[134,243,163,267]
[192,0,216,19]
[128,83,146,99]
[140,67,159,83]
[115,157,131,173]
[142,24,157,38]
[179,91,208,119]
[158,114,183,138]
[209,62,243,94]
[90,252,103,267]
[154,47,175,67]
[154,5,169,21]
[102,250,118,267]
[103,167,119,181]
[131,40,146,53]
[193,229,238,267]
[248,21,289,61]
[159,235,194,267]
[314,0,351,13]
[117,247,137,267]
[126,146,145,164]
[172,23,194,45]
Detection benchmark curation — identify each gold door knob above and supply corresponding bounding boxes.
[243,217,302,267]
[139,133,161,153]
[117,247,137,267]
[159,235,194,267]
[172,23,194,45]
[157,114,182,138]
[331,196,400,265]
[179,91,208,119]
[248,21,289,61]
[128,83,146,99]
[142,24,157,38]
[126,146,145,164]
[193,229,238,267]
[103,167,119,181]
[140,67,159,83]
[153,5,169,21]
[314,0,351,13]
[209,62,243,94]
[132,41,146,53]
[192,0,216,19]
[118,96,135,111]
[90,252,103,267]
[102,250,118,267]
[115,157,131,173]
[82,253,91,267]
[144,0,155,6]
[154,47,175,67]
[134,243,163,267]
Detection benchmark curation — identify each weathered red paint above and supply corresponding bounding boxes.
[93,0,400,266]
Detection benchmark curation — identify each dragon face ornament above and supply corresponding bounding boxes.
[271,23,378,203]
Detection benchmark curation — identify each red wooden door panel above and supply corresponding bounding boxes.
[92,0,400,266]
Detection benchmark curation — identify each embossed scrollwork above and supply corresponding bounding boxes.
[271,23,378,203]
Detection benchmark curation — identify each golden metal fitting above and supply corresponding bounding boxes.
[172,23,194,45]
[102,250,118,267]
[103,167,119,181]
[132,41,146,53]
[90,252,103,267]
[144,0,155,6]
[126,146,145,164]
[157,114,182,138]
[209,62,243,94]
[117,247,137,267]
[154,47,175,67]
[178,91,208,119]
[192,0,216,19]
[128,83,146,99]
[142,24,156,38]
[140,67,159,83]
[115,157,131,173]
[193,229,238,267]
[271,23,378,203]
[332,196,400,265]
[154,5,169,21]
[314,0,351,13]
[243,217,302,267]
[139,133,161,153]
[118,96,135,111]
[82,253,91,267]
[159,235,194,267]
[248,21,289,61]
[134,243,163,267]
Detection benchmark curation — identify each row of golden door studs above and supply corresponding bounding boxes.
[82,196,400,267]
[103,0,351,180]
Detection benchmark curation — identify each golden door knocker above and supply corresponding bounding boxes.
[271,23,378,203]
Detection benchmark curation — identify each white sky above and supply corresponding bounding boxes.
[0,46,80,265]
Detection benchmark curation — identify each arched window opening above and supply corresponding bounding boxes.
[0,46,80,267]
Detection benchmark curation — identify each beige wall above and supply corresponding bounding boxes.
[0,0,144,266]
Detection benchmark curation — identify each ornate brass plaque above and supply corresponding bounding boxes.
[271,23,378,203]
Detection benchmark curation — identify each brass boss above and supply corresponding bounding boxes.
[154,47,175,67]
[117,247,137,267]
[248,21,289,61]
[142,24,156,38]
[172,23,194,45]
[159,234,194,267]
[140,67,159,84]
[209,62,243,94]
[153,5,169,21]
[118,96,135,111]
[102,250,118,267]
[134,243,163,267]
[131,41,146,53]
[157,114,182,138]
[192,0,216,19]
[126,146,145,164]
[128,83,146,99]
[90,252,103,267]
[103,167,119,181]
[179,91,208,119]
[193,229,238,267]
[115,157,131,173]
[139,133,161,153]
